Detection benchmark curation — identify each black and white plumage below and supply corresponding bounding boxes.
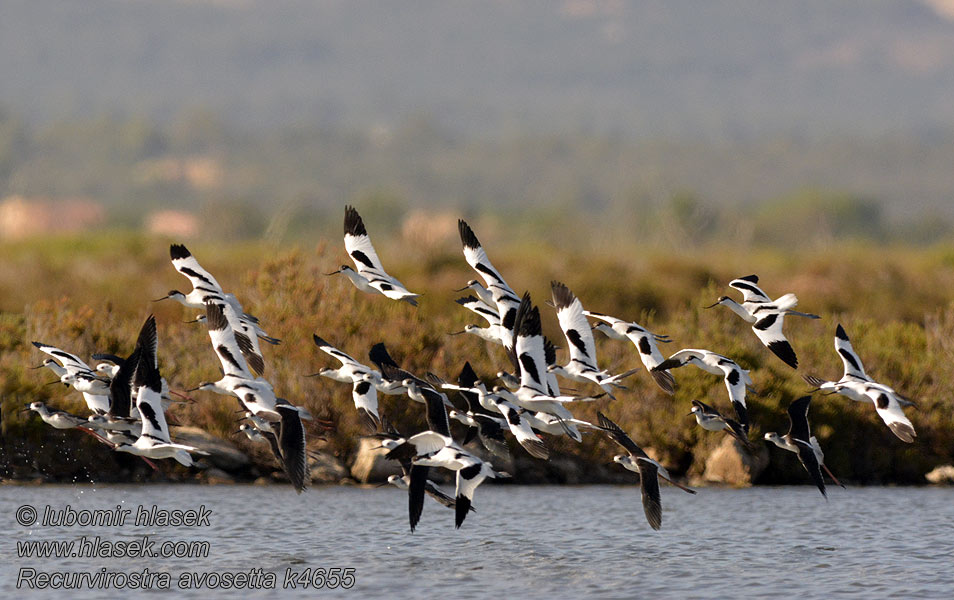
[458,219,521,347]
[328,206,420,306]
[688,400,752,448]
[157,245,267,341]
[763,396,842,497]
[21,401,91,430]
[114,316,208,466]
[654,349,753,434]
[452,295,507,345]
[707,274,819,369]
[310,334,382,431]
[804,324,917,443]
[547,282,638,399]
[450,362,512,460]
[31,342,111,414]
[597,412,696,530]
[585,310,675,394]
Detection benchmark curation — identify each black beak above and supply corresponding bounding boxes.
[447,330,466,336]
[45,379,61,386]
[152,296,170,302]
[304,372,321,378]
[325,270,341,276]
[184,318,201,324]
[703,301,721,309]
[29,364,47,370]
[454,285,471,292]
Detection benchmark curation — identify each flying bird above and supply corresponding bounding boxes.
[586,310,675,394]
[327,206,420,306]
[706,274,819,369]
[764,396,842,497]
[597,412,695,530]
[804,324,916,443]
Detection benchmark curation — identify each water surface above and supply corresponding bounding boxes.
[2,484,951,598]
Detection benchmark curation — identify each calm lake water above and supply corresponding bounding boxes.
[2,483,952,599]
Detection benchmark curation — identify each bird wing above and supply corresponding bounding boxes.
[786,395,813,444]
[169,243,224,294]
[751,311,799,369]
[276,405,308,493]
[204,302,254,378]
[498,402,549,459]
[454,458,486,528]
[408,464,429,532]
[626,329,675,394]
[406,431,451,457]
[351,379,380,431]
[596,411,647,459]
[514,299,549,395]
[834,324,867,380]
[719,362,750,431]
[422,386,452,438]
[794,438,827,497]
[865,385,917,443]
[343,205,388,275]
[729,274,770,303]
[551,281,599,371]
[636,458,663,530]
[31,342,95,375]
[458,219,520,335]
[312,334,366,370]
[455,296,501,326]
[654,348,704,372]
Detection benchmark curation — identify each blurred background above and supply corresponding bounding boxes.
[4,1,954,484]
[1,0,954,246]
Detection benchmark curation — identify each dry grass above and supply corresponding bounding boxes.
[2,231,953,484]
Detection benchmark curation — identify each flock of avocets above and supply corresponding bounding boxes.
[22,206,919,531]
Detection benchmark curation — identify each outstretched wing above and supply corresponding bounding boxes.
[596,411,647,459]
[729,274,770,303]
[551,281,599,371]
[344,205,388,275]
[752,311,798,369]
[636,459,663,530]
[834,324,867,380]
[170,243,224,293]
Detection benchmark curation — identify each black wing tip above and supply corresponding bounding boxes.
[517,303,542,338]
[835,323,849,341]
[312,333,330,348]
[458,219,481,249]
[550,280,576,310]
[455,495,472,529]
[768,340,799,369]
[889,422,917,443]
[344,205,367,237]
[455,295,480,306]
[738,274,759,283]
[169,243,191,260]
[457,361,479,388]
[31,341,45,349]
[652,369,676,394]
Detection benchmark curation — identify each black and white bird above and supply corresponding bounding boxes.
[327,206,420,306]
[192,302,310,423]
[547,281,638,399]
[585,310,675,394]
[597,412,696,530]
[451,295,507,345]
[31,342,111,414]
[458,219,521,347]
[688,400,752,448]
[309,334,381,431]
[384,382,506,530]
[764,396,842,496]
[21,401,92,430]
[157,244,245,311]
[236,411,309,493]
[706,274,819,369]
[113,316,208,466]
[654,349,754,433]
[804,324,917,443]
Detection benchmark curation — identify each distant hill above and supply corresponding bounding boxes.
[3,0,954,139]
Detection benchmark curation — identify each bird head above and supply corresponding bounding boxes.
[704,296,731,309]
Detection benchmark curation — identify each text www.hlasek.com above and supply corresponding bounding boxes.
[18,535,210,559]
